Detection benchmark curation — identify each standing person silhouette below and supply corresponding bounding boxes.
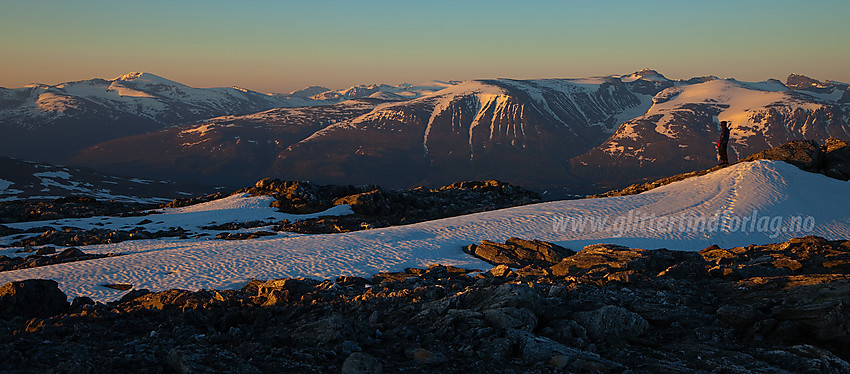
[717,121,730,166]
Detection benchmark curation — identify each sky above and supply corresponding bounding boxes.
[1,0,848,94]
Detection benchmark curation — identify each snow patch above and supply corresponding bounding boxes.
[640,79,819,139]
[34,171,72,179]
[180,124,216,137]
[107,82,155,98]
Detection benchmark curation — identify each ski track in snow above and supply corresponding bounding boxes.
[0,161,848,302]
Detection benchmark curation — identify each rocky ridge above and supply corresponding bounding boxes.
[0,247,119,272]
[241,178,541,234]
[3,236,850,372]
[0,196,156,224]
[592,138,850,198]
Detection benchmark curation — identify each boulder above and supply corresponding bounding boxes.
[507,329,622,370]
[574,305,648,343]
[256,277,321,305]
[122,289,220,311]
[341,352,382,374]
[483,307,538,331]
[550,244,646,278]
[700,237,850,279]
[34,246,56,256]
[0,279,68,319]
[743,139,823,172]
[488,264,513,277]
[55,247,85,260]
[464,237,574,268]
[409,348,447,365]
[824,138,850,180]
[333,190,390,215]
[292,315,354,345]
[463,283,543,314]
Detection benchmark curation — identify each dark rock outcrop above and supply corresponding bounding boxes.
[742,139,824,171]
[10,226,188,247]
[462,237,574,268]
[0,195,155,224]
[0,247,120,272]
[256,178,541,234]
[823,138,850,180]
[0,279,68,319]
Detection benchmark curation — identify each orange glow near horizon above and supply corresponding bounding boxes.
[1,1,848,93]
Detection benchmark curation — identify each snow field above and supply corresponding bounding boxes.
[0,161,847,302]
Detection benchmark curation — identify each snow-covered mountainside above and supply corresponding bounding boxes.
[69,98,388,185]
[572,76,850,188]
[0,72,289,161]
[268,76,665,188]
[0,156,212,203]
[70,70,850,192]
[0,72,450,162]
[0,160,847,301]
[72,71,668,188]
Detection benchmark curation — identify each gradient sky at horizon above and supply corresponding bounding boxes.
[1,0,848,93]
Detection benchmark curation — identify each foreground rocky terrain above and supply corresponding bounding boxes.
[3,235,850,373]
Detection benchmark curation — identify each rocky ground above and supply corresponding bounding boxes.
[0,247,120,272]
[244,179,541,234]
[0,196,155,224]
[3,236,850,373]
[7,226,190,248]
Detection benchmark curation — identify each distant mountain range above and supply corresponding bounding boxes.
[0,72,449,161]
[3,70,849,194]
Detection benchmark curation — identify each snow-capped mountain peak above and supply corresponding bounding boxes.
[621,68,670,83]
[115,71,148,81]
[113,72,184,86]
[289,85,333,98]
